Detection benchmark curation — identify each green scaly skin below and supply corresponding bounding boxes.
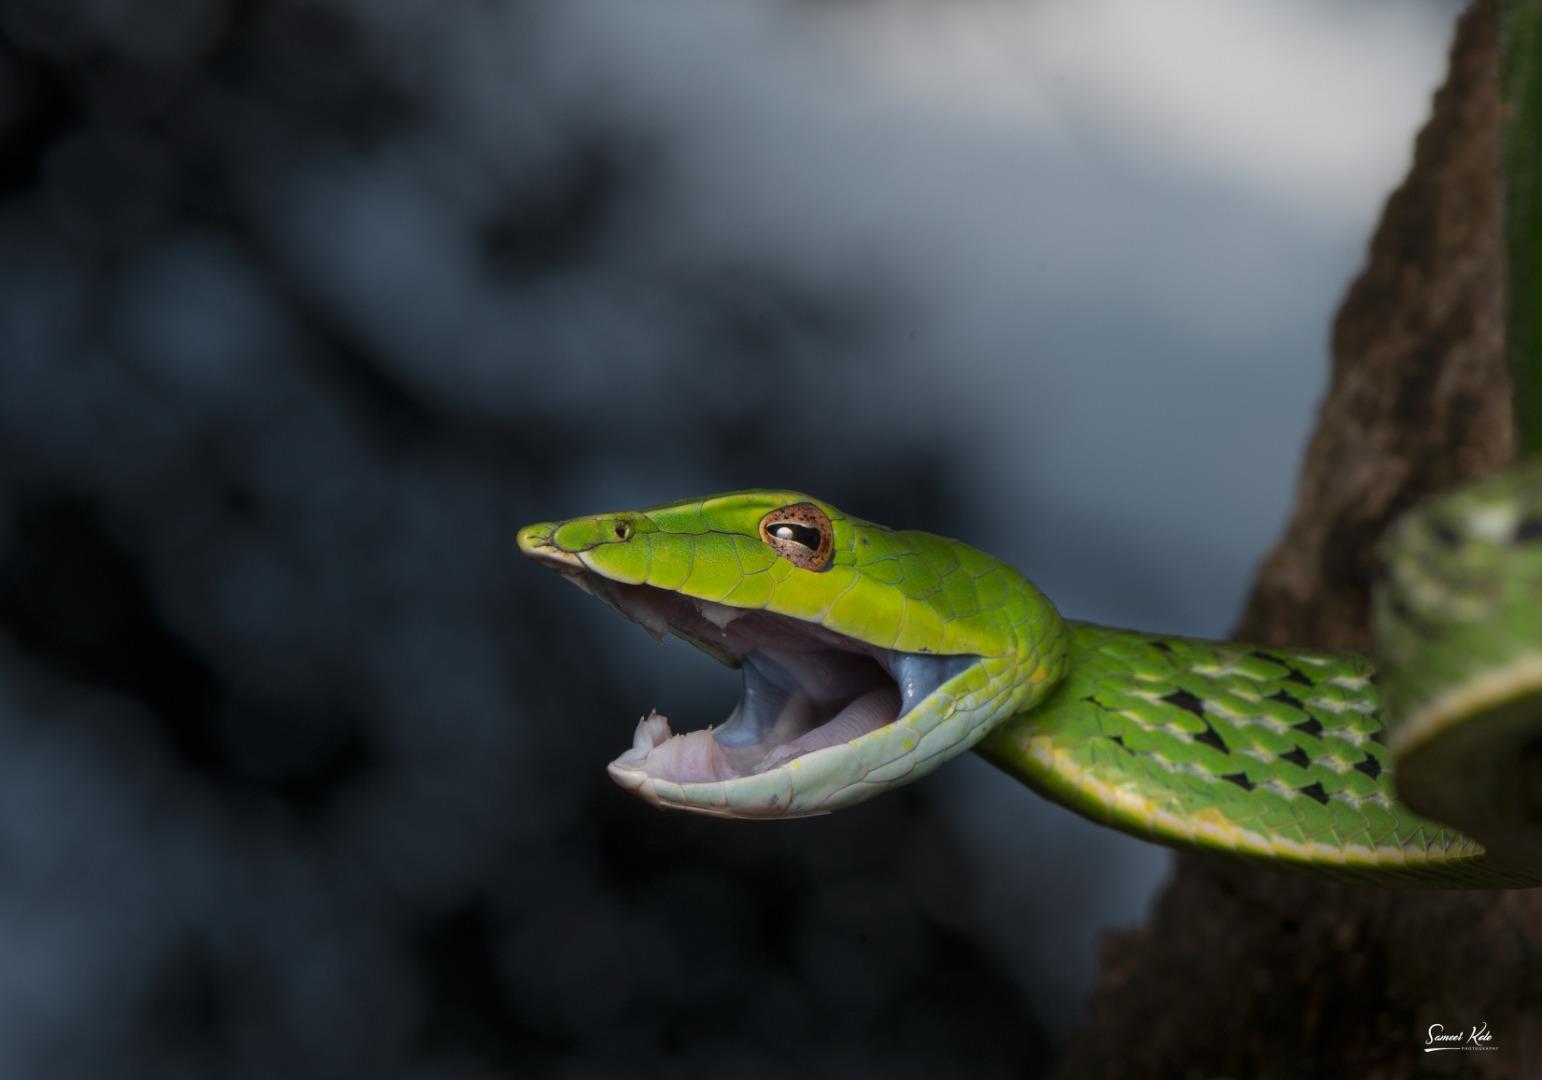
[519,467,1542,888]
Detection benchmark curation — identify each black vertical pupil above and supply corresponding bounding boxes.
[770,522,821,548]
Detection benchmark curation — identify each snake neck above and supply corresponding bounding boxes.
[984,558,1074,730]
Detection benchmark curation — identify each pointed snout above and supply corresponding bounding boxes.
[517,521,583,569]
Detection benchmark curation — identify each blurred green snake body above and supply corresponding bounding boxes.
[519,466,1542,887]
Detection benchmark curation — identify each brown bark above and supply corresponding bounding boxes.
[1055,5,1541,1078]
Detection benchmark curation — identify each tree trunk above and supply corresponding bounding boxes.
[1055,4,1541,1077]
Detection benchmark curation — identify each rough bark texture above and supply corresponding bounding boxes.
[1055,5,1542,1078]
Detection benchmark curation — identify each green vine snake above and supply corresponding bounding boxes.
[518,466,1542,887]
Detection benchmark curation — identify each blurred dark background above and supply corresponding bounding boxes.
[0,1,1465,1077]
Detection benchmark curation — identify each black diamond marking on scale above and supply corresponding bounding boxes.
[1294,716,1325,738]
[1253,651,1313,687]
[1194,722,1227,753]
[1514,515,1542,543]
[1108,734,1129,750]
[1268,688,1306,711]
[1298,781,1330,806]
[1222,772,1255,792]
[1279,747,1310,769]
[1161,689,1206,717]
[1149,640,1173,653]
[1352,754,1382,780]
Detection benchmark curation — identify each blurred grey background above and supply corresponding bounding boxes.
[0,1,1463,1077]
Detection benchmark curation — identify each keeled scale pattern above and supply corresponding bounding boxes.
[976,623,1538,885]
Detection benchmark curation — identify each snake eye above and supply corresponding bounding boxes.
[614,521,632,540]
[760,503,834,571]
[770,522,820,547]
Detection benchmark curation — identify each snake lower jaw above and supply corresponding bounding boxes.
[550,568,981,816]
[607,678,906,790]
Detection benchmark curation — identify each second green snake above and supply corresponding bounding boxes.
[518,467,1542,888]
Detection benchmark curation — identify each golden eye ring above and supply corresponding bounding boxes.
[759,503,834,571]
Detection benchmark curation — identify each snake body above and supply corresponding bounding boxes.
[518,464,1542,887]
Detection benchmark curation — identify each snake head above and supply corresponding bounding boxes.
[518,490,1067,818]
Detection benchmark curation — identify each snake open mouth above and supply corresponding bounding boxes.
[559,570,978,789]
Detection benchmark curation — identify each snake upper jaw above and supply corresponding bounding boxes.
[516,522,588,571]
